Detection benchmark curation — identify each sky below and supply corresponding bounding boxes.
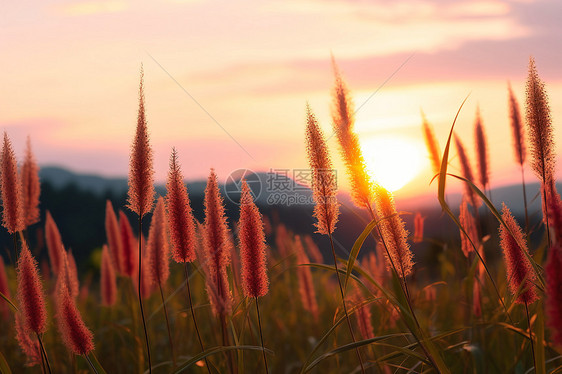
[1,0,562,200]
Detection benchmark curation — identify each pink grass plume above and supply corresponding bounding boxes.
[119,211,138,278]
[16,241,47,334]
[166,148,197,263]
[202,169,233,315]
[101,244,117,306]
[508,82,526,166]
[421,112,442,176]
[15,312,41,366]
[454,135,481,209]
[105,200,124,274]
[413,212,425,244]
[499,203,538,304]
[526,57,556,188]
[1,131,24,233]
[45,210,64,275]
[374,185,413,277]
[239,180,269,298]
[331,60,374,209]
[459,198,479,258]
[474,107,490,189]
[0,256,10,318]
[55,256,94,355]
[303,235,323,264]
[20,136,40,227]
[147,196,170,285]
[67,250,80,298]
[127,66,155,218]
[306,105,340,234]
[295,235,319,320]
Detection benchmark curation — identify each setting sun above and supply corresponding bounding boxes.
[360,135,428,192]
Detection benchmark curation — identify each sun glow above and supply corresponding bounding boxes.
[360,135,427,192]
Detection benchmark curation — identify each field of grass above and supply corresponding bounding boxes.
[1,57,561,374]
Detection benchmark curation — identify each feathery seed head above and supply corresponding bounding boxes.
[203,169,232,315]
[101,244,117,306]
[421,112,442,176]
[526,57,556,186]
[146,196,170,285]
[166,148,197,263]
[454,135,481,209]
[45,210,64,275]
[239,180,269,298]
[20,136,40,227]
[1,131,24,233]
[330,61,374,209]
[459,198,479,258]
[508,82,526,166]
[499,203,538,304]
[16,242,47,334]
[474,107,490,188]
[105,200,124,274]
[127,66,155,217]
[305,106,340,235]
[119,210,138,278]
[374,185,413,277]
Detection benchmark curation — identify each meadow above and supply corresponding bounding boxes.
[0,57,561,374]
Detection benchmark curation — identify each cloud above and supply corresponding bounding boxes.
[54,0,127,16]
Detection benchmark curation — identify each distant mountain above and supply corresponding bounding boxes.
[39,165,555,215]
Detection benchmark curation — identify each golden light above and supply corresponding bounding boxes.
[360,135,428,192]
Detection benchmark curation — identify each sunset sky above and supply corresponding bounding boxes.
[1,0,561,199]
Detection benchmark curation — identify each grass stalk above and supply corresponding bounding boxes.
[84,354,99,374]
[220,313,236,374]
[255,297,269,374]
[36,333,52,374]
[183,263,211,374]
[157,280,176,368]
[521,166,529,233]
[525,301,537,373]
[327,233,367,374]
[137,215,152,374]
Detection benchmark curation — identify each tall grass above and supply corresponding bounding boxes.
[1,56,562,373]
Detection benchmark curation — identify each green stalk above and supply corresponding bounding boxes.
[137,215,152,374]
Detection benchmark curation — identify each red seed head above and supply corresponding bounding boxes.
[546,243,562,347]
[166,148,197,263]
[45,210,64,275]
[101,244,117,306]
[105,200,124,274]
[1,132,24,233]
[330,60,374,209]
[15,312,41,367]
[459,198,479,258]
[275,224,290,258]
[119,211,138,278]
[203,169,232,315]
[499,203,538,304]
[66,250,80,298]
[374,185,413,277]
[303,235,323,264]
[421,112,442,176]
[305,106,340,235]
[239,180,269,298]
[508,82,526,166]
[413,212,425,244]
[454,135,481,209]
[352,286,374,340]
[526,57,556,186]
[127,66,155,218]
[0,256,10,317]
[16,242,47,334]
[20,136,41,227]
[295,236,319,320]
[55,269,94,355]
[146,196,170,285]
[474,107,490,188]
